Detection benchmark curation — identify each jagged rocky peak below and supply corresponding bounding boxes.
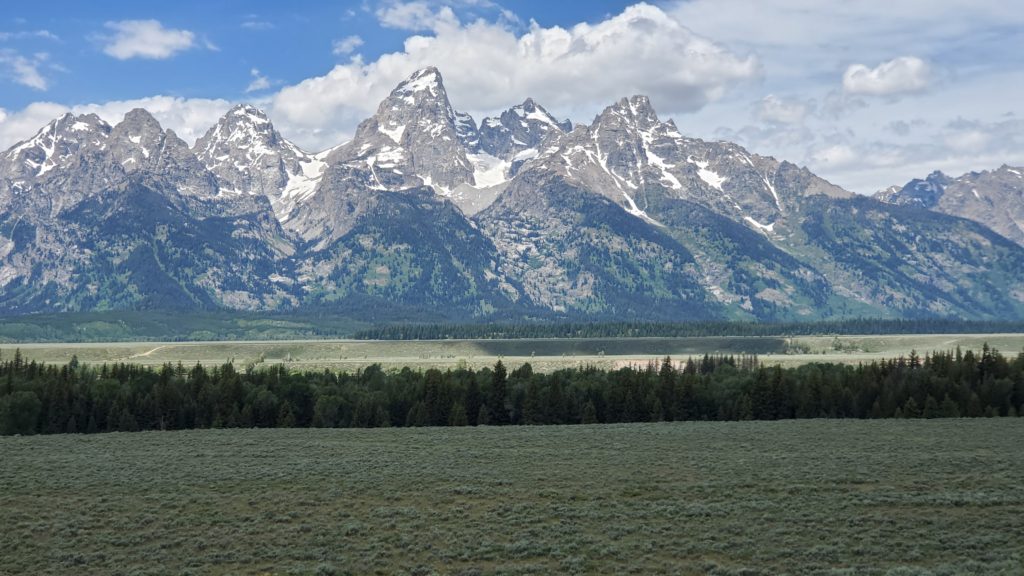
[478,97,572,160]
[579,94,677,197]
[393,66,445,100]
[197,104,276,149]
[193,103,324,220]
[327,66,474,192]
[108,108,175,169]
[523,93,848,230]
[366,66,457,146]
[519,98,572,130]
[875,165,1024,247]
[588,94,679,159]
[1,112,112,181]
[455,111,480,152]
[874,184,903,202]
[112,109,166,148]
[104,108,218,198]
[877,170,951,208]
[597,95,661,131]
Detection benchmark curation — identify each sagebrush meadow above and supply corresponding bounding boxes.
[2,420,1022,575]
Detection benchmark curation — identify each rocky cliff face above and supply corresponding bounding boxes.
[3,66,1024,320]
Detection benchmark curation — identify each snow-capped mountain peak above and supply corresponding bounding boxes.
[193,104,323,221]
[600,95,660,132]
[393,66,444,101]
[1,113,111,180]
[323,65,474,193]
[477,98,572,161]
[114,109,165,148]
[196,105,289,169]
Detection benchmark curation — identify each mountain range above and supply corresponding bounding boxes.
[2,67,1024,321]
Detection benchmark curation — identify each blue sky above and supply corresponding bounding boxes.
[1,1,629,107]
[2,1,1023,193]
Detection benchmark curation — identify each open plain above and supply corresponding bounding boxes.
[1,333,1023,372]
[2,419,1022,575]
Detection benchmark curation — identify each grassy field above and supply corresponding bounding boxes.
[1,333,1022,371]
[1,420,1022,575]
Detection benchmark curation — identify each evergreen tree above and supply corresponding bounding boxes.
[0,392,41,435]
[735,393,753,421]
[375,406,392,428]
[751,368,776,420]
[939,395,961,418]
[490,361,510,425]
[903,397,921,418]
[581,400,598,424]
[118,407,139,432]
[277,402,297,428]
[477,404,491,426]
[522,380,542,425]
[966,393,983,417]
[448,402,468,426]
[649,397,664,422]
[465,379,481,426]
[406,402,428,427]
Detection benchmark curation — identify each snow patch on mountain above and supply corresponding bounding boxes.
[639,128,681,190]
[379,124,406,143]
[690,157,726,191]
[277,156,327,222]
[763,174,781,209]
[525,109,558,128]
[468,152,510,188]
[744,216,775,234]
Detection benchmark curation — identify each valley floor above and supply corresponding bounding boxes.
[1,419,1022,575]
[2,333,1023,371]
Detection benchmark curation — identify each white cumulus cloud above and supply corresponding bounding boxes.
[0,97,232,151]
[73,96,233,143]
[101,20,196,60]
[0,102,69,147]
[0,49,51,90]
[843,57,931,96]
[271,2,758,151]
[376,2,460,32]
[246,68,270,93]
[756,95,810,125]
[332,35,364,56]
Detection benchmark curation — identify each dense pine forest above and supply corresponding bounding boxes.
[353,319,1024,340]
[2,345,1023,435]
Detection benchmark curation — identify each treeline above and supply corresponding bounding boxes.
[352,318,1024,340]
[2,346,1023,436]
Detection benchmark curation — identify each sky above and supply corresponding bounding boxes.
[1,0,1022,193]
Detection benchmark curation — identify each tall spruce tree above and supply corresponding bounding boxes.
[490,361,510,425]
